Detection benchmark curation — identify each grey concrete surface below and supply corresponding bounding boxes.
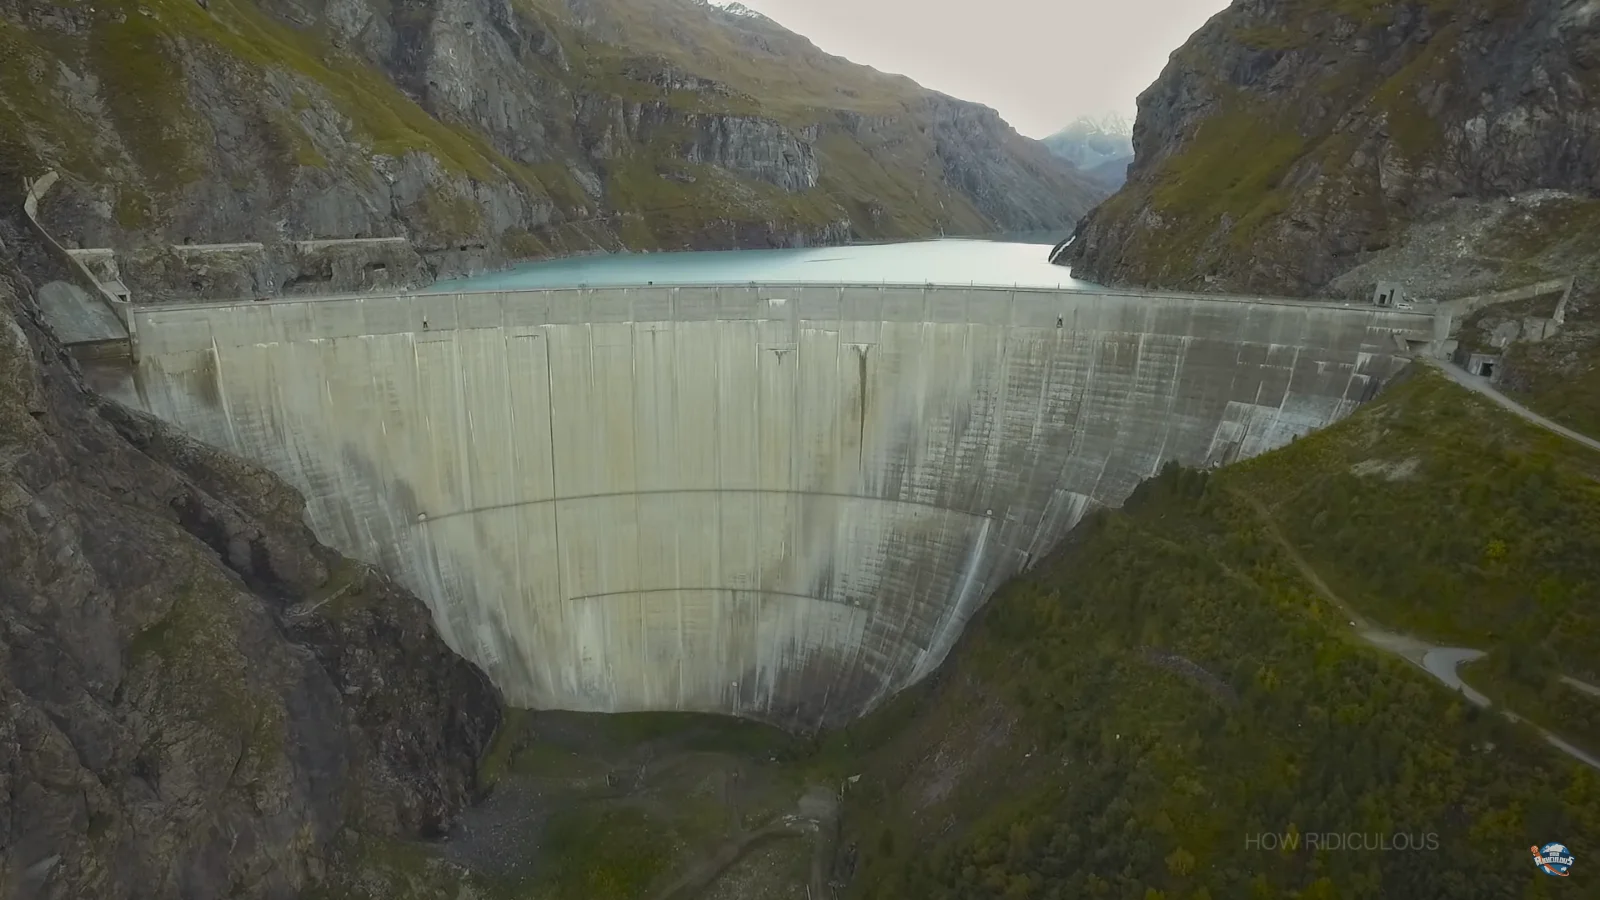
[25,171,132,338]
[105,283,1432,726]
[1421,647,1491,707]
[36,281,128,345]
[1427,357,1600,453]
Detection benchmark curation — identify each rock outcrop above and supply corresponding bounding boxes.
[1060,0,1600,296]
[0,0,1106,288]
[116,239,435,303]
[0,220,502,899]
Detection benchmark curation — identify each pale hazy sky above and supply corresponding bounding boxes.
[719,0,1231,138]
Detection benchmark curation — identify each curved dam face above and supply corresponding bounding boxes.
[109,284,1433,727]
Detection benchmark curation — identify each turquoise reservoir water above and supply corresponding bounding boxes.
[437,239,1094,291]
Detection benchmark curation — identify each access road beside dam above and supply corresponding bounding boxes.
[99,283,1434,727]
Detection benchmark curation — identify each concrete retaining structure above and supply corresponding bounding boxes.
[1432,277,1574,351]
[104,283,1434,727]
[24,172,133,354]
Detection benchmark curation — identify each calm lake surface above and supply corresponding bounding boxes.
[437,239,1096,291]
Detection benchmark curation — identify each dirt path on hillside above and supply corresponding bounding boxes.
[1426,357,1600,453]
[1561,675,1600,699]
[1233,489,1600,771]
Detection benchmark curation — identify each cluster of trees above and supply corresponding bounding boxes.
[844,373,1600,900]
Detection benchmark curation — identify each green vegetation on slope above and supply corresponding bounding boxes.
[517,0,920,119]
[842,368,1600,900]
[1146,93,1306,251]
[0,18,108,188]
[813,131,989,237]
[1228,364,1600,762]
[91,0,528,181]
[1,0,565,225]
[1228,369,1600,683]
[600,156,845,247]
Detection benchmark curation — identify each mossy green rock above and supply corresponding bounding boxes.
[1064,0,1600,297]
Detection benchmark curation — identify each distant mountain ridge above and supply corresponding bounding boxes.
[1042,114,1135,188]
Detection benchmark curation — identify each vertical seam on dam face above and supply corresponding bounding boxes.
[856,344,868,473]
[120,285,1435,727]
[541,330,564,687]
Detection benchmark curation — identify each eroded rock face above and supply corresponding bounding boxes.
[1062,0,1600,295]
[117,240,436,303]
[0,224,501,899]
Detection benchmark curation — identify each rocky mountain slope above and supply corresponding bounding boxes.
[1041,114,1133,188]
[0,0,1105,280]
[1060,0,1600,298]
[0,219,500,899]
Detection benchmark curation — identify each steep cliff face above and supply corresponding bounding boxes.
[1062,0,1600,296]
[0,222,501,898]
[0,0,1104,283]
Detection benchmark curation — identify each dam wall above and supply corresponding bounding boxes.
[107,283,1434,727]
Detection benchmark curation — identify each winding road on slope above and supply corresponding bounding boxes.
[1250,359,1600,770]
[1234,490,1600,772]
[1359,631,1600,770]
[1423,357,1600,454]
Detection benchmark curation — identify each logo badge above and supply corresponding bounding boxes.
[1532,843,1574,877]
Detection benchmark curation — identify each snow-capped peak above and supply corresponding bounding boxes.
[706,0,764,18]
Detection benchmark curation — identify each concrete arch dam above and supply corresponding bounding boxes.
[106,283,1433,727]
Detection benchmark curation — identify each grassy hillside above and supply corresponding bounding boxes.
[835,367,1600,899]
[520,0,924,118]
